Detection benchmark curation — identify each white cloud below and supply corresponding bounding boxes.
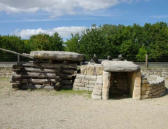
[0,0,134,16]
[15,26,87,39]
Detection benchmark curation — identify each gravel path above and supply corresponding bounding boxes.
[0,78,168,129]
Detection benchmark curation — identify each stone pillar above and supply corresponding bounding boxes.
[102,71,111,100]
[132,71,141,100]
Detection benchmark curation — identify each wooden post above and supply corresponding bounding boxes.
[145,54,148,68]
[17,54,20,64]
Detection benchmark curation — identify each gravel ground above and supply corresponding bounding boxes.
[0,78,168,129]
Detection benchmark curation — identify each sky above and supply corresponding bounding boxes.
[0,0,168,40]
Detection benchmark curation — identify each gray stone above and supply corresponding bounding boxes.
[30,51,84,61]
[102,60,140,72]
[147,75,164,85]
[92,89,102,96]
[91,94,102,100]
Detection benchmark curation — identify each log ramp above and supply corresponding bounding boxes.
[11,51,84,90]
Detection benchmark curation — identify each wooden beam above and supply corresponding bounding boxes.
[0,48,33,59]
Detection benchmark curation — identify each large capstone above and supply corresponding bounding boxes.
[30,51,84,61]
[102,60,140,72]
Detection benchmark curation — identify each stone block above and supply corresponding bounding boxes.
[86,84,95,88]
[96,75,103,83]
[88,81,96,85]
[86,65,95,75]
[95,65,103,75]
[74,82,85,87]
[92,94,102,100]
[142,79,148,84]
[88,88,93,91]
[102,60,140,72]
[85,75,97,81]
[132,87,141,100]
[74,79,81,83]
[80,65,87,75]
[92,89,102,96]
[141,95,150,99]
[78,87,87,91]
[95,85,103,90]
[73,87,79,90]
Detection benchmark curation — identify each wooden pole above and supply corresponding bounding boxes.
[17,54,20,64]
[0,48,33,59]
[145,54,148,68]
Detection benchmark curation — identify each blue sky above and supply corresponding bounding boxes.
[0,0,167,40]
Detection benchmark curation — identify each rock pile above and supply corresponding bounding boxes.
[11,51,84,90]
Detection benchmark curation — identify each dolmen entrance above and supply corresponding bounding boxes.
[11,51,167,100]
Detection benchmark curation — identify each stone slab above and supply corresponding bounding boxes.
[102,60,140,72]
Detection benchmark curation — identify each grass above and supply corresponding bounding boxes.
[0,77,92,98]
[32,89,92,98]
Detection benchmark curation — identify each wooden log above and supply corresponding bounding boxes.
[11,79,59,85]
[61,85,73,89]
[13,68,22,72]
[62,69,76,74]
[13,62,78,70]
[0,48,33,59]
[12,72,60,79]
[30,51,84,62]
[61,80,73,85]
[32,85,55,90]
[60,74,75,80]
[24,67,60,73]
[31,79,59,84]
[12,83,20,88]
[23,62,77,69]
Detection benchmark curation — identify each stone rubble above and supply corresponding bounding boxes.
[141,75,166,99]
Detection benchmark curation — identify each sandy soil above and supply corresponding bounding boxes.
[0,78,168,129]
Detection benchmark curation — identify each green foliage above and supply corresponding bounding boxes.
[29,33,64,51]
[0,35,25,61]
[0,33,64,61]
[0,22,168,62]
[79,26,108,59]
[136,46,147,61]
[65,22,168,62]
[65,34,80,52]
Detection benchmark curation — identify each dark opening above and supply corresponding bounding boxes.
[109,72,131,99]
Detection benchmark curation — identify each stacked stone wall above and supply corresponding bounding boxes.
[91,76,103,99]
[141,68,168,88]
[141,75,166,99]
[73,64,103,91]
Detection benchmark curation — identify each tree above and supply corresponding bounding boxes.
[136,46,147,61]
[65,33,80,52]
[79,27,108,59]
[50,33,64,51]
[29,33,64,51]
